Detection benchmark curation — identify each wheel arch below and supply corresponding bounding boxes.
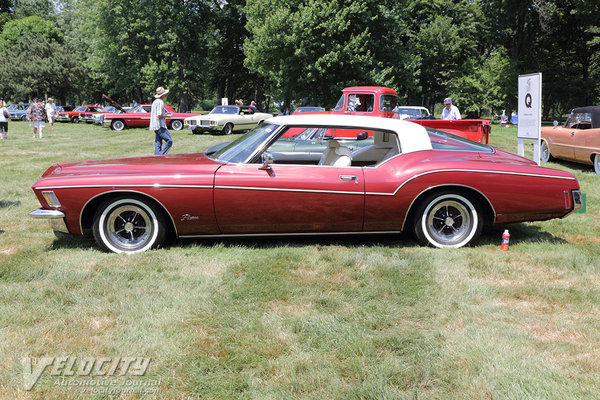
[79,190,177,237]
[401,184,496,233]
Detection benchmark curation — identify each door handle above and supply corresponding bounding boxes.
[339,175,357,181]
[571,131,575,136]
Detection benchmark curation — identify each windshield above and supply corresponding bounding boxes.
[209,123,280,163]
[396,108,423,118]
[379,94,398,112]
[74,106,86,112]
[129,105,147,113]
[210,106,238,115]
[565,111,592,129]
[426,127,493,153]
[7,104,16,110]
[332,94,345,111]
[103,106,115,113]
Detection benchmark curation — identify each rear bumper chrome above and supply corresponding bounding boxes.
[30,208,69,233]
[572,190,583,212]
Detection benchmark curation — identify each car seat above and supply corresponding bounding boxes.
[318,140,353,166]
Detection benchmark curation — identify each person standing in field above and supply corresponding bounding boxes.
[28,97,46,139]
[45,97,58,130]
[150,86,173,155]
[0,100,9,140]
[440,97,461,120]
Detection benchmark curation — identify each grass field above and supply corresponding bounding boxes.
[0,120,599,399]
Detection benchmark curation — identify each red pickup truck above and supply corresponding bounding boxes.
[327,86,490,144]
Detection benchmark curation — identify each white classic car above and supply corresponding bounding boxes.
[184,105,273,135]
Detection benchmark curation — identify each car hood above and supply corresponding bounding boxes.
[39,152,222,179]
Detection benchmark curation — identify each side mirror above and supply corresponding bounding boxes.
[357,131,368,140]
[259,152,273,170]
[553,120,558,126]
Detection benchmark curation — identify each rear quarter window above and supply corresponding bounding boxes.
[427,128,493,153]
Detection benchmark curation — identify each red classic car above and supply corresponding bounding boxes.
[102,104,198,131]
[57,105,104,123]
[30,114,582,254]
[541,106,600,174]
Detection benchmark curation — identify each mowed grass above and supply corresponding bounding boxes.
[0,121,599,399]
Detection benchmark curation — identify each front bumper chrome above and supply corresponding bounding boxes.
[30,208,69,233]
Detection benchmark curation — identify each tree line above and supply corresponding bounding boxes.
[0,0,598,119]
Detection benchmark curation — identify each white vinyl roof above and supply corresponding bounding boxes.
[267,114,433,154]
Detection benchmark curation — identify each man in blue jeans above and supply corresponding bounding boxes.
[150,86,173,155]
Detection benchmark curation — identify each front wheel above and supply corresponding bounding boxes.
[170,120,183,131]
[20,115,27,121]
[541,140,554,162]
[72,116,79,123]
[92,197,167,253]
[594,153,600,175]
[111,120,125,131]
[413,192,483,248]
[222,123,233,135]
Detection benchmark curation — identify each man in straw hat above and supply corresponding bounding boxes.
[45,97,58,130]
[150,86,173,155]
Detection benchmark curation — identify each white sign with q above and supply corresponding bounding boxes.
[517,73,541,140]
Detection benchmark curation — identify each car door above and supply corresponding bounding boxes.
[572,127,600,163]
[546,126,576,160]
[213,163,365,234]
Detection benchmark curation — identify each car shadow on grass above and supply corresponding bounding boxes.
[49,232,97,251]
[542,158,594,174]
[47,223,567,252]
[177,232,418,250]
[476,223,568,246]
[0,200,20,208]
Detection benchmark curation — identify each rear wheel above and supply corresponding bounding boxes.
[541,140,554,162]
[92,197,166,253]
[413,192,483,248]
[170,120,183,130]
[111,119,125,131]
[594,153,600,175]
[222,123,233,135]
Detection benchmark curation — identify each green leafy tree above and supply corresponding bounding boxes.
[0,35,83,101]
[0,15,62,48]
[245,0,389,108]
[79,0,211,111]
[13,0,54,19]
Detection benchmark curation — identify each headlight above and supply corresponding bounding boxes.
[42,191,61,207]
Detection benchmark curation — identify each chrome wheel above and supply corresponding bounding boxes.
[594,153,600,175]
[541,140,553,162]
[93,198,165,253]
[414,193,482,248]
[111,120,125,131]
[222,123,233,135]
[72,116,79,123]
[170,120,183,130]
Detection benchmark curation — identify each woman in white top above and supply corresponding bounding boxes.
[0,100,9,140]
